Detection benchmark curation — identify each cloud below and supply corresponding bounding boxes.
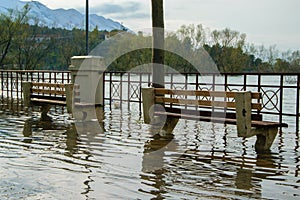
[91,1,149,19]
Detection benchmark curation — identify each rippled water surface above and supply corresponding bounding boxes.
[0,104,299,200]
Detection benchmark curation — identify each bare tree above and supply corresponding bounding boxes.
[0,5,30,68]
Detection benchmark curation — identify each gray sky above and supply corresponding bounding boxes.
[25,0,300,51]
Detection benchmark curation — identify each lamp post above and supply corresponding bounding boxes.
[151,0,164,88]
[85,0,89,55]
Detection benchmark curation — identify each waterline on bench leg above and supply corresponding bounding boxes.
[40,105,52,121]
[148,115,179,137]
[254,127,278,153]
[161,117,179,135]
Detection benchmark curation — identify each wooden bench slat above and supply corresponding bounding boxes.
[165,107,263,121]
[155,97,262,110]
[31,88,66,96]
[32,82,66,88]
[155,111,288,128]
[154,89,261,99]
[31,98,66,105]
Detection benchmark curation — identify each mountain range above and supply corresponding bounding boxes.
[0,0,127,31]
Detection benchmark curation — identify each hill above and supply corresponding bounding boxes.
[0,0,127,31]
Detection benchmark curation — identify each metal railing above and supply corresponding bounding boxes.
[104,72,300,131]
[0,70,299,131]
[0,70,71,112]
[0,70,71,100]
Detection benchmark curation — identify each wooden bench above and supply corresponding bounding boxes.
[22,82,75,120]
[141,88,288,152]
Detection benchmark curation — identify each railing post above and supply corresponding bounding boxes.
[279,74,284,124]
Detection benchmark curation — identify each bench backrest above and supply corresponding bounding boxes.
[142,88,262,137]
[153,88,262,110]
[30,82,68,96]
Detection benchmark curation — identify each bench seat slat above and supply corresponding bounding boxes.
[32,82,65,88]
[155,111,288,128]
[31,98,66,105]
[32,89,66,95]
[165,107,263,121]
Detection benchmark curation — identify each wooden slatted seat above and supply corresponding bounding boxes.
[142,88,288,152]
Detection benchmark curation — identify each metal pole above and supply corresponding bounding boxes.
[86,0,89,55]
[151,0,165,88]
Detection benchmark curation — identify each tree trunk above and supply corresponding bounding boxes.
[151,0,165,88]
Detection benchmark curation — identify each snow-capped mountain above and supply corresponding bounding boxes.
[0,0,127,31]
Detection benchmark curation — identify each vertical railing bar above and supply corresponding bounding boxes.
[49,72,52,83]
[226,73,230,111]
[170,73,174,89]
[185,73,188,90]
[148,72,151,87]
[243,74,247,91]
[26,71,29,82]
[120,73,123,109]
[212,74,216,113]
[279,74,284,124]
[1,71,4,100]
[224,73,228,91]
[54,72,57,83]
[6,71,9,99]
[195,73,199,90]
[185,73,188,109]
[257,74,262,115]
[102,71,106,106]
[16,72,19,108]
[109,72,112,110]
[128,72,130,109]
[43,71,45,83]
[296,74,300,132]
[67,71,70,83]
[139,72,142,113]
[61,71,64,84]
[10,71,13,101]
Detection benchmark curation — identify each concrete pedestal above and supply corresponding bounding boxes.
[69,56,105,105]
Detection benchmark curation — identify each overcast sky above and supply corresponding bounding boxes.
[25,0,300,51]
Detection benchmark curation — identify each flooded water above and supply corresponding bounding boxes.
[0,102,299,200]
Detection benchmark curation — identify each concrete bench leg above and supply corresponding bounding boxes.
[254,127,278,152]
[142,88,179,135]
[41,104,52,121]
[162,117,179,134]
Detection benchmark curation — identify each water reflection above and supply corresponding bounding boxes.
[139,120,287,199]
[22,117,68,143]
[141,132,176,199]
[1,102,299,199]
